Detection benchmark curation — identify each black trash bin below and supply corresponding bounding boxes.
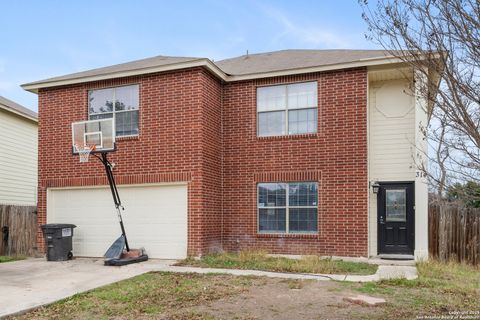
[41,224,76,261]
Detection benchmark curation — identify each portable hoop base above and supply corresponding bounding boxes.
[104,248,149,266]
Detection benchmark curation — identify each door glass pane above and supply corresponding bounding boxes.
[386,189,406,222]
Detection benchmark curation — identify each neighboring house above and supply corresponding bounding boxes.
[0,96,38,206]
[22,49,437,260]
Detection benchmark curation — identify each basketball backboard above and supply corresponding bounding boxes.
[71,118,115,154]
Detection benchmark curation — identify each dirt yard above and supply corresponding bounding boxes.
[15,273,385,320]
[184,278,382,320]
[15,260,480,319]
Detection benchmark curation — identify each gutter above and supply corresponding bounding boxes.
[0,105,38,122]
[21,53,442,94]
[22,59,228,93]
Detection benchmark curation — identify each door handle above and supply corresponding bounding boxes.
[379,216,385,225]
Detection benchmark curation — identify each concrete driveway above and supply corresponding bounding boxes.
[0,258,173,318]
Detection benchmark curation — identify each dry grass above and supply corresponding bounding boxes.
[13,259,479,319]
[14,272,263,320]
[348,259,480,319]
[176,250,378,275]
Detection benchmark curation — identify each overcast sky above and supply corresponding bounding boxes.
[0,0,378,111]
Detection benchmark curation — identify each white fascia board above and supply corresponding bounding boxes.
[22,59,228,93]
[0,104,38,123]
[23,54,439,93]
[226,56,406,82]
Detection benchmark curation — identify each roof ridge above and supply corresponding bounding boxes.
[216,49,390,62]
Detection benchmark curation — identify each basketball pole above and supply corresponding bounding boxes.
[100,152,130,252]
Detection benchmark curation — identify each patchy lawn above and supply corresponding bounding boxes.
[15,272,265,320]
[14,260,479,319]
[176,250,378,275]
[345,260,480,319]
[0,255,25,263]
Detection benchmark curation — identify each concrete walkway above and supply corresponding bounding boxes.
[162,264,417,282]
[0,258,417,318]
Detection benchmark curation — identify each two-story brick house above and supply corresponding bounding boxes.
[22,50,434,260]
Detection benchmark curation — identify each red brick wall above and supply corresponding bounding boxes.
[37,66,368,257]
[222,68,368,256]
[37,67,222,255]
[198,70,223,252]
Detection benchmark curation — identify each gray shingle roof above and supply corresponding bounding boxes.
[24,55,203,87]
[215,49,394,76]
[22,49,403,92]
[0,96,37,120]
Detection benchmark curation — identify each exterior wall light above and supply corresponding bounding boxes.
[371,181,380,194]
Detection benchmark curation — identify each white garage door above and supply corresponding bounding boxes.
[47,184,188,259]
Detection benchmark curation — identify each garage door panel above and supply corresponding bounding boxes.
[48,184,188,259]
[125,224,187,236]
[122,215,186,225]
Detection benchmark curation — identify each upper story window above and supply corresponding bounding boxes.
[88,84,139,137]
[257,81,318,137]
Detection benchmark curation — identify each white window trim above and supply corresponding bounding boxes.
[88,84,140,137]
[256,81,318,137]
[257,182,319,235]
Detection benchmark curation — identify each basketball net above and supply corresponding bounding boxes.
[74,144,95,163]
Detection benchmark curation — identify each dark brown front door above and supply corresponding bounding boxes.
[377,182,414,255]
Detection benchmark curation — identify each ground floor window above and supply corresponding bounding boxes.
[257,182,318,234]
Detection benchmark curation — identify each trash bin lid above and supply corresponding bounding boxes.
[41,224,77,229]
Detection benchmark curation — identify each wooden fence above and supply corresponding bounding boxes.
[429,204,480,265]
[0,205,37,256]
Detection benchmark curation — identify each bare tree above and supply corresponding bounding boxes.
[360,0,480,196]
[431,114,449,197]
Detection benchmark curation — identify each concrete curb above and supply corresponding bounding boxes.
[156,264,418,282]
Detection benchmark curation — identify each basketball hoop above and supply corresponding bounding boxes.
[74,144,96,163]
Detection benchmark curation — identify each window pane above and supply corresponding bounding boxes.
[259,208,286,233]
[90,113,113,120]
[287,82,317,109]
[289,208,317,233]
[258,183,286,207]
[115,85,139,111]
[257,85,286,112]
[258,111,285,136]
[386,189,406,222]
[116,110,139,136]
[289,182,318,206]
[288,108,317,134]
[89,88,114,114]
